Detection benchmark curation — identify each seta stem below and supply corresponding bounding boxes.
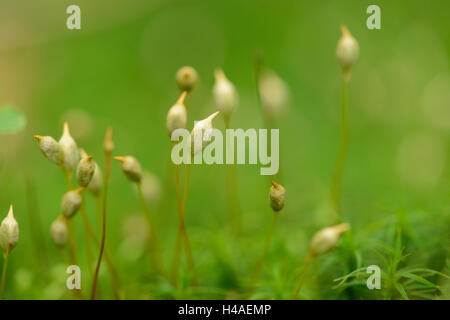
[80,198,94,278]
[94,195,102,234]
[67,225,84,300]
[63,168,74,190]
[181,163,191,216]
[0,249,10,300]
[91,142,112,300]
[225,120,242,234]
[59,162,83,299]
[252,212,278,280]
[254,50,264,113]
[171,162,195,286]
[67,219,77,265]
[330,75,350,223]
[171,162,183,284]
[253,53,284,187]
[83,209,122,299]
[91,193,123,298]
[137,182,163,274]
[170,223,183,285]
[25,177,49,271]
[180,223,194,273]
[292,253,313,300]
[62,167,78,265]
[59,246,69,265]
[180,164,194,272]
[174,161,183,216]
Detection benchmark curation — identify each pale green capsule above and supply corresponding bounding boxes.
[0,205,19,254]
[34,135,63,166]
[114,156,143,183]
[61,187,84,218]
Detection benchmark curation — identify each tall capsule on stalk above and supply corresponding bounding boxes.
[50,216,68,248]
[213,69,238,124]
[258,69,290,119]
[0,205,19,254]
[309,223,350,257]
[114,156,143,183]
[176,66,198,92]
[59,122,79,172]
[61,187,84,219]
[166,92,188,138]
[76,153,95,187]
[336,25,359,74]
[269,180,286,212]
[33,135,64,166]
[190,111,220,155]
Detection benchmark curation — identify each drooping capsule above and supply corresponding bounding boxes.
[50,216,68,248]
[309,223,351,257]
[269,180,286,212]
[114,156,143,183]
[76,155,95,187]
[61,187,84,219]
[33,135,64,166]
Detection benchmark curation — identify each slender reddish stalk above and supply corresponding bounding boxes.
[84,209,122,299]
[0,248,10,300]
[137,182,163,274]
[252,212,278,279]
[62,168,78,265]
[180,164,194,272]
[330,75,350,223]
[170,161,183,284]
[292,253,313,300]
[224,120,242,234]
[171,159,194,285]
[80,198,94,278]
[91,127,113,300]
[66,219,77,265]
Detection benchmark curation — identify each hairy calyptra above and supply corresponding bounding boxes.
[61,187,84,219]
[0,206,19,254]
[269,180,286,212]
[33,135,64,166]
[59,122,80,172]
[114,156,143,183]
[50,216,68,248]
[167,92,188,137]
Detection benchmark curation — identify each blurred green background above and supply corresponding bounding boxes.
[0,0,449,299]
